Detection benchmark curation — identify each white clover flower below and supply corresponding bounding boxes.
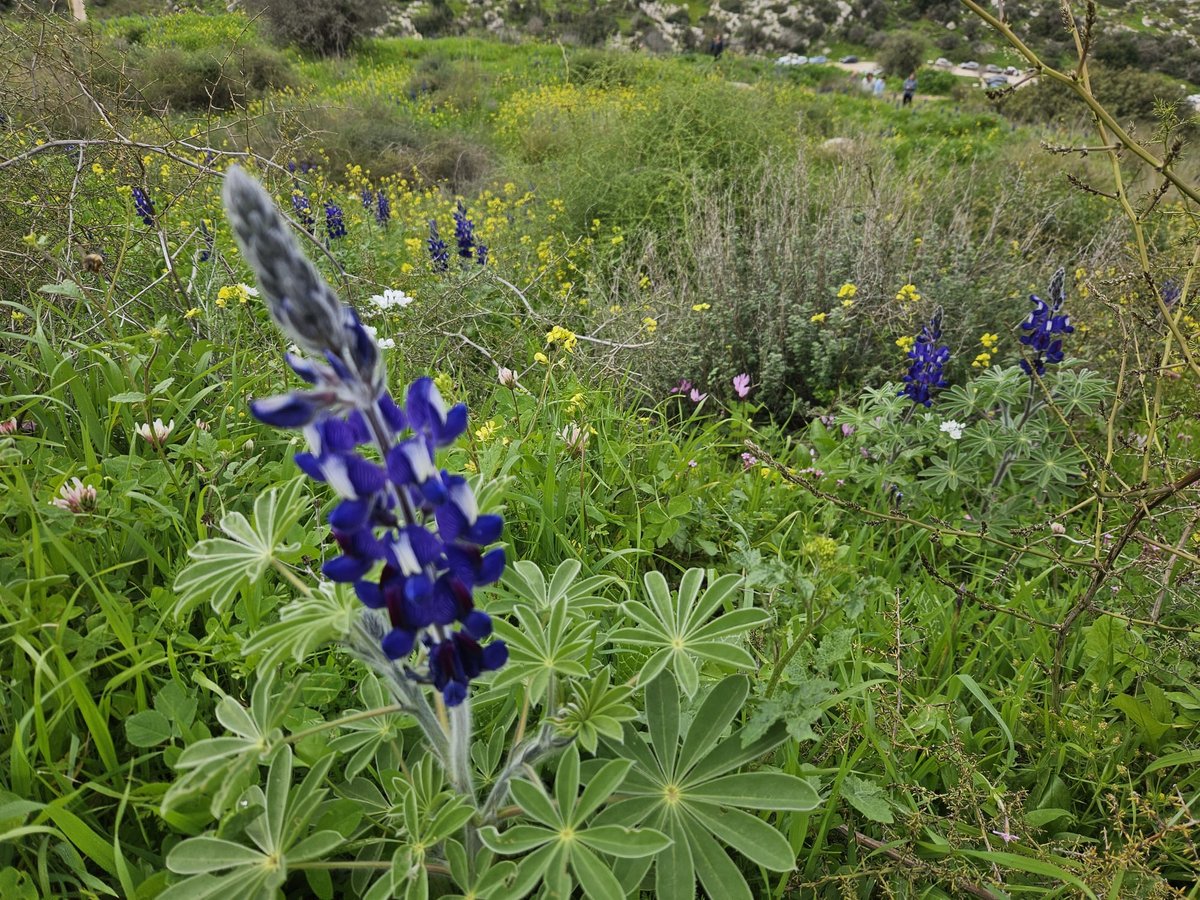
[939,420,966,440]
[378,337,396,350]
[497,366,518,388]
[370,288,414,311]
[137,418,175,448]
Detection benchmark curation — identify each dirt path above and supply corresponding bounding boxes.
[829,58,1035,89]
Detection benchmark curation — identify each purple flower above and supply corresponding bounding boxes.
[428,220,449,272]
[689,388,707,403]
[1019,268,1074,376]
[841,423,855,437]
[223,165,506,707]
[899,309,950,407]
[732,373,752,399]
[741,452,757,469]
[131,187,155,227]
[670,378,693,395]
[325,202,346,239]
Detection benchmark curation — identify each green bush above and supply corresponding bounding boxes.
[131,44,297,111]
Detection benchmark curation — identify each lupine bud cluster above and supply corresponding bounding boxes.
[899,310,950,407]
[225,166,507,707]
[1019,268,1074,377]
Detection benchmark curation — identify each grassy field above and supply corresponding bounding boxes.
[2,7,1200,899]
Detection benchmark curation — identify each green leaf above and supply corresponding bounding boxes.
[571,842,626,900]
[689,773,820,811]
[576,825,671,859]
[126,709,175,747]
[680,813,753,900]
[685,803,796,871]
[174,479,307,616]
[478,824,556,854]
[955,673,1015,767]
[956,850,1097,899]
[656,814,695,900]
[840,775,894,824]
[167,838,266,874]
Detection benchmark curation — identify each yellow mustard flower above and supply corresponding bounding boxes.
[642,317,658,334]
[896,335,915,353]
[545,325,578,353]
[810,312,827,323]
[534,351,550,366]
[692,303,711,312]
[184,307,202,319]
[837,282,858,300]
[895,283,921,303]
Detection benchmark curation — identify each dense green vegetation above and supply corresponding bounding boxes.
[1,5,1199,899]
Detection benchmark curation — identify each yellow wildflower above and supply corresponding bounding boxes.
[896,335,915,353]
[971,352,992,368]
[692,303,711,312]
[474,420,500,442]
[534,351,550,365]
[810,312,827,323]
[184,307,202,319]
[545,325,578,353]
[642,317,658,334]
[980,332,1000,349]
[837,283,857,300]
[895,283,921,303]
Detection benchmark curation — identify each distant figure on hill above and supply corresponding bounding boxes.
[903,73,917,106]
[709,33,725,60]
[861,73,873,93]
[873,74,885,98]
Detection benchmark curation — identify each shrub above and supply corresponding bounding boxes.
[253,0,390,56]
[878,30,926,78]
[132,45,296,111]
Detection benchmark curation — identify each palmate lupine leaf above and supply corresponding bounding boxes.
[595,673,821,900]
[479,743,671,900]
[173,478,309,616]
[611,569,768,696]
[241,581,360,671]
[162,746,344,900]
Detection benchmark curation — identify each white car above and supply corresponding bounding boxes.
[935,57,953,68]
[961,60,980,70]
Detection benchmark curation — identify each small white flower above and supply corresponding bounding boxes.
[558,422,591,456]
[939,420,966,440]
[136,418,175,448]
[370,288,414,310]
[240,284,259,298]
[377,337,396,350]
[497,366,518,388]
[364,324,379,339]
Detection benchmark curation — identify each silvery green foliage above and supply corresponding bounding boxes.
[828,364,1110,513]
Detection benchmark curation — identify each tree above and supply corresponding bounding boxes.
[878,30,927,78]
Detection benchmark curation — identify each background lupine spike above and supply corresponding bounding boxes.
[223,166,349,359]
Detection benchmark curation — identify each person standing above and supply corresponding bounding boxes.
[902,72,917,106]
[709,33,725,60]
[873,74,885,99]
[861,72,873,93]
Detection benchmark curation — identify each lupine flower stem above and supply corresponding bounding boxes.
[448,702,475,797]
[987,378,1043,496]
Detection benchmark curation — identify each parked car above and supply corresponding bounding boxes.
[1004,66,1020,76]
[961,60,980,70]
[839,55,859,64]
[809,55,828,64]
[775,54,807,67]
[985,64,1002,74]
[934,57,953,68]
[984,76,1008,89]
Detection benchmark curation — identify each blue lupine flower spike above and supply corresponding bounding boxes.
[131,187,155,227]
[291,191,314,232]
[1018,267,1074,377]
[428,220,449,272]
[899,308,951,407]
[223,165,506,707]
[325,202,347,240]
[453,201,476,259]
[376,192,391,226]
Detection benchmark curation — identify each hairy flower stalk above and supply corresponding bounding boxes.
[223,166,506,794]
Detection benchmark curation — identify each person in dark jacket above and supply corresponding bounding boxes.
[709,33,725,60]
[902,72,917,106]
